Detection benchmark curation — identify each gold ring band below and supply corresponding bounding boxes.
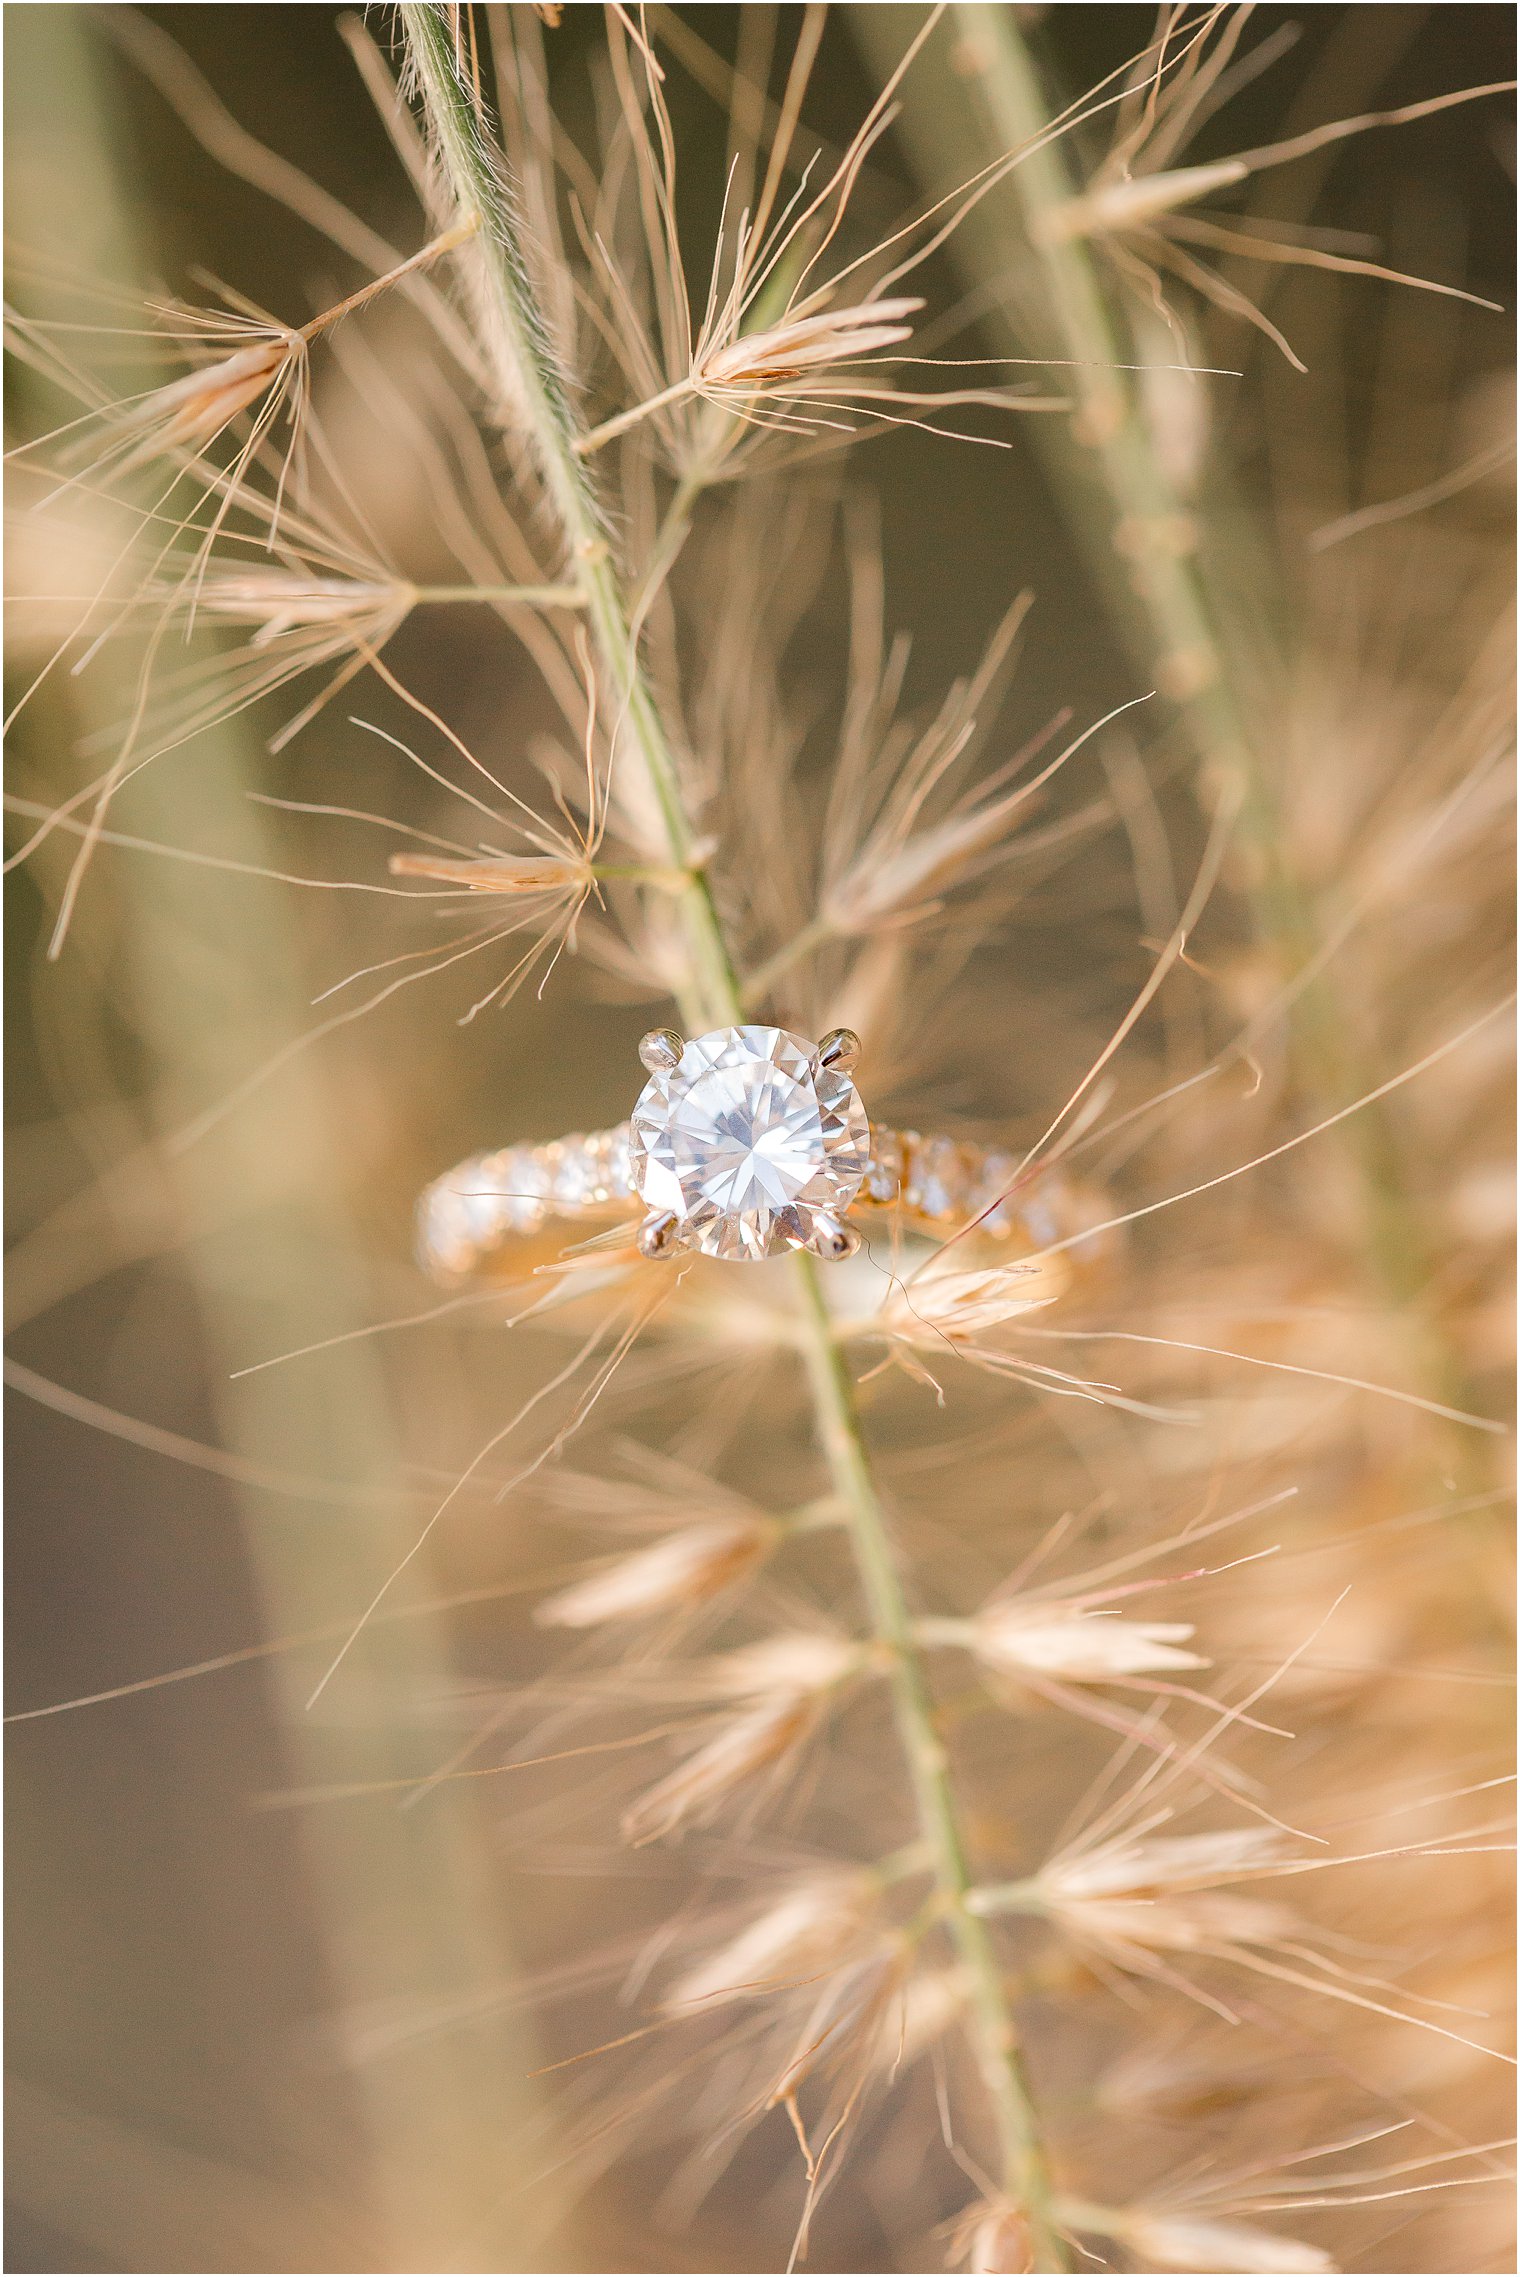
[417,1121,1093,1284]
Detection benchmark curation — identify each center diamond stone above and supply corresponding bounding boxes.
[629,1025,871,1261]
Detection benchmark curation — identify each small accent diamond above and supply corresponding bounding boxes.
[970,1149,1018,1235]
[603,1121,634,1199]
[495,1146,550,1232]
[862,1127,904,1205]
[550,1136,599,1208]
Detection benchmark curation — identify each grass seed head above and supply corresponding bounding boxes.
[698,1631,864,1698]
[1112,2209,1336,2274]
[621,1633,861,1843]
[971,1604,1208,1682]
[950,2201,1035,2274]
[664,1869,878,2013]
[1041,1828,1293,1903]
[192,567,404,638]
[620,1694,824,1848]
[534,1515,773,1628]
[880,1255,1076,1343]
[388,849,594,894]
[1036,1830,1302,1958]
[118,334,297,459]
[698,295,924,390]
[872,1962,968,2073]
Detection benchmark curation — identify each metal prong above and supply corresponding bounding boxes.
[637,1208,686,1260]
[815,1027,861,1073]
[639,1027,684,1074]
[807,1213,860,1263]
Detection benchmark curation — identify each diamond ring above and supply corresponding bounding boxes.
[417,1022,1083,1281]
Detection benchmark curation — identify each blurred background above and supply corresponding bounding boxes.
[6,7,1514,2272]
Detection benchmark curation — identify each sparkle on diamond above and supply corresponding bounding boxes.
[629,1025,871,1261]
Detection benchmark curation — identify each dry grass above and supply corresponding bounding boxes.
[5,8,1513,2273]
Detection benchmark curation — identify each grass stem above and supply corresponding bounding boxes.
[400,9,1066,2251]
[793,1256,1067,2266]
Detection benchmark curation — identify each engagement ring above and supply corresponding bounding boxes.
[417,1023,1079,1281]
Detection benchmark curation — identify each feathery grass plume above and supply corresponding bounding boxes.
[2,206,604,955]
[663,1868,881,2014]
[620,1630,861,1847]
[961,1599,1207,1682]
[1066,2204,1336,2275]
[1056,2118,1520,2276]
[534,1513,777,1629]
[5,8,1512,2275]
[535,5,1078,476]
[1029,13,1510,372]
[849,7,1512,1456]
[6,218,476,547]
[948,2197,1037,2273]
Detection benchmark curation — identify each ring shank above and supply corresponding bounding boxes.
[417,1121,1102,1283]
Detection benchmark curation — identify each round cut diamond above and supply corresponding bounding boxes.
[629,1025,871,1261]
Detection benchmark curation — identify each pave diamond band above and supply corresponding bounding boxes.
[418,1115,1079,1283]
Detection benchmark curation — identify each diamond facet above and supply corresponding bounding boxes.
[628,1025,871,1261]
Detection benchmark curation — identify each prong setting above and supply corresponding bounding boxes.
[638,1026,685,1074]
[637,1207,687,1260]
[628,1023,871,1261]
[806,1212,861,1263]
[816,1027,861,1074]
